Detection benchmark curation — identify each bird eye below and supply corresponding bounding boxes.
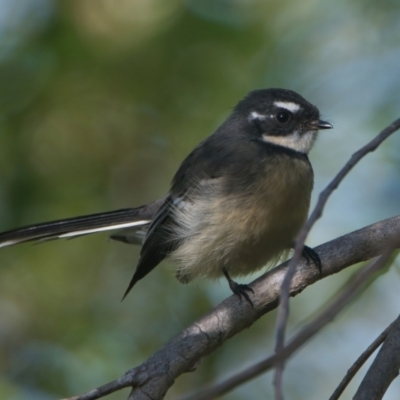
[276,111,290,123]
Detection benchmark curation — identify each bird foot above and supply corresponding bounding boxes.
[223,268,254,307]
[302,245,322,273]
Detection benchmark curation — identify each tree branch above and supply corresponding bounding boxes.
[62,215,400,400]
[353,314,400,400]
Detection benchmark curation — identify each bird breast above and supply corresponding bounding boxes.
[170,155,313,282]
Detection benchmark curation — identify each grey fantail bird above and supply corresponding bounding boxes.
[0,89,332,306]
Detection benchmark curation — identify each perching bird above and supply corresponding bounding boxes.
[0,89,332,306]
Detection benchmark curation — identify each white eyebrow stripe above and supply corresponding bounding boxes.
[249,111,267,120]
[273,101,301,113]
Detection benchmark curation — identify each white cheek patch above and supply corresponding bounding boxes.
[248,111,267,121]
[262,131,317,154]
[273,101,301,113]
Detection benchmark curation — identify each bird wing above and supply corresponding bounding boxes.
[122,195,182,298]
[121,133,240,297]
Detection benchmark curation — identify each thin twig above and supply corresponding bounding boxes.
[353,313,400,399]
[61,377,134,400]
[329,325,392,400]
[273,117,400,398]
[182,244,396,400]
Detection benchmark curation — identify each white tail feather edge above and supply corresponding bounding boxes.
[0,219,151,248]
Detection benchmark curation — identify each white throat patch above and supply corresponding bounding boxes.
[262,131,317,154]
[273,101,301,113]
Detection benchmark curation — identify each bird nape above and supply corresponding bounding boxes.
[0,88,332,307]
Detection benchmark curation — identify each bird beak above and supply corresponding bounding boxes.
[315,119,333,130]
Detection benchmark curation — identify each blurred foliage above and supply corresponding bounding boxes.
[0,0,399,399]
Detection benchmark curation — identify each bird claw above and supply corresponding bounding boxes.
[223,268,254,307]
[302,245,322,272]
[230,283,254,307]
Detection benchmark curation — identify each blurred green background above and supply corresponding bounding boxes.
[0,0,399,399]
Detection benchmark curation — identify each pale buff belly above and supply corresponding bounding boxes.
[170,161,312,282]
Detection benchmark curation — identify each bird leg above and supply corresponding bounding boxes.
[223,268,254,307]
